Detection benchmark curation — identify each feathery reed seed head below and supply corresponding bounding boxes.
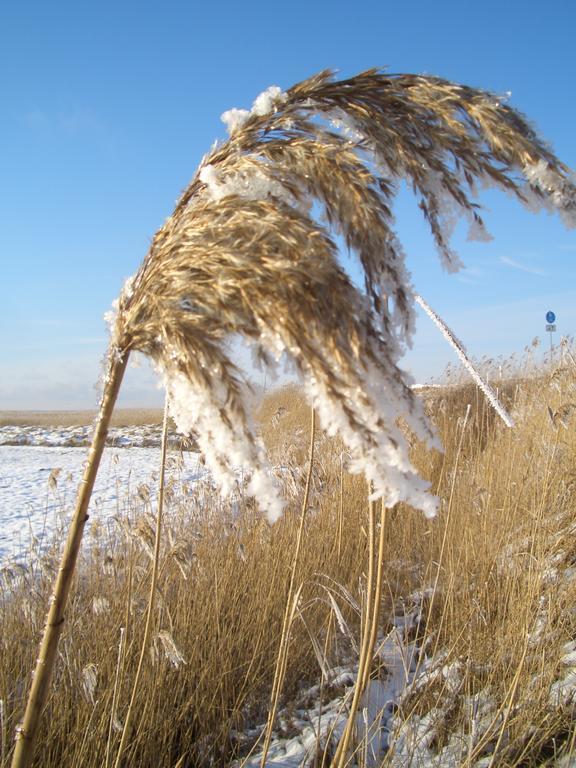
[107,69,575,521]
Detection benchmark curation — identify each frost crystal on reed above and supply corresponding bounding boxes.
[221,85,287,134]
[220,108,250,134]
[162,364,285,523]
[251,85,287,116]
[199,162,299,207]
[523,159,576,228]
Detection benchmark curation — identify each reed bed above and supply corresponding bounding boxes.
[2,353,576,766]
[8,68,576,766]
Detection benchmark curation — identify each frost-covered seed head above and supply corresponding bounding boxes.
[107,69,575,521]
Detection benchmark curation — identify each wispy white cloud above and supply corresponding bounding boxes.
[21,107,105,137]
[455,264,483,284]
[499,256,546,276]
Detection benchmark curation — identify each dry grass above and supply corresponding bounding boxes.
[0,409,164,428]
[2,355,576,766]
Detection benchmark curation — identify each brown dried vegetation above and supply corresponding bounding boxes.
[3,356,576,766]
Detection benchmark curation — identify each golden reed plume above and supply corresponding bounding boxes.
[12,68,575,768]
[110,68,574,521]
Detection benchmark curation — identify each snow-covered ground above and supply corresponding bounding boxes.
[0,425,206,562]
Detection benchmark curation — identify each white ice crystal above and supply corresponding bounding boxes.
[466,214,493,243]
[103,298,119,331]
[303,363,439,519]
[103,274,136,331]
[417,168,466,272]
[523,159,576,229]
[162,364,285,523]
[251,85,287,116]
[328,108,365,142]
[199,162,299,208]
[220,108,250,134]
[221,84,287,134]
[414,293,514,428]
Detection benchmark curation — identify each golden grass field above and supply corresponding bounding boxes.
[2,357,576,766]
[0,409,164,428]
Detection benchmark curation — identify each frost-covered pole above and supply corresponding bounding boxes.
[11,351,129,768]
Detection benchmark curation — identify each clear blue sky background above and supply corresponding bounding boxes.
[1,0,575,408]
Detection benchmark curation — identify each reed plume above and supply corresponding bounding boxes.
[111,68,574,520]
[12,68,575,768]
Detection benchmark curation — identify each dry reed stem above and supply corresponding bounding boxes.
[335,502,388,768]
[332,492,379,767]
[113,398,170,768]
[11,351,129,768]
[1,699,6,768]
[336,454,345,559]
[360,501,387,694]
[104,627,126,768]
[259,407,316,767]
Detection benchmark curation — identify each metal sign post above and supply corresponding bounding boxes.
[546,311,556,360]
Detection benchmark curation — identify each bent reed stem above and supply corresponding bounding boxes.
[11,350,130,768]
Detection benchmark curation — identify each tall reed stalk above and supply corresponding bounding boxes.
[259,407,316,767]
[332,497,387,767]
[11,351,129,768]
[113,398,170,768]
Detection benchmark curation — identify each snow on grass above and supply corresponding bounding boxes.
[0,426,207,562]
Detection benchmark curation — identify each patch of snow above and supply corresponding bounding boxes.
[0,436,207,563]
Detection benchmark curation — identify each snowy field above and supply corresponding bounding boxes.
[0,425,207,562]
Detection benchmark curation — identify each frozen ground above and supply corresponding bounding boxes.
[0,425,206,562]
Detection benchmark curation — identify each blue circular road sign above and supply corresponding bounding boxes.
[546,311,556,324]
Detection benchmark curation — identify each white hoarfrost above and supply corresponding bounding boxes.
[414,293,514,428]
[252,313,439,519]
[221,85,287,134]
[199,163,299,208]
[103,274,136,331]
[220,108,251,134]
[252,85,288,116]
[328,108,365,142]
[163,366,285,524]
[417,169,465,272]
[523,159,576,229]
[303,365,439,520]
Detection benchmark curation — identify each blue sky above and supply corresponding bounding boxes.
[1,0,575,408]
